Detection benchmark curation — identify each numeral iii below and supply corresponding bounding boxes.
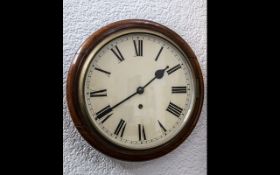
[172,86,186,93]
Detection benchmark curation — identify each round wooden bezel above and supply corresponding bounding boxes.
[66,19,204,161]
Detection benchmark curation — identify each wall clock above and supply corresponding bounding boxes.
[67,19,204,161]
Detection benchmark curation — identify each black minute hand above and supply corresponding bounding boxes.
[111,91,138,109]
[111,66,169,110]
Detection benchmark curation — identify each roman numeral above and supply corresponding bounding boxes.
[133,40,143,56]
[111,45,124,62]
[114,119,126,137]
[158,120,167,132]
[95,105,113,120]
[94,67,111,75]
[167,64,181,75]
[138,124,146,141]
[155,47,163,61]
[101,114,112,124]
[90,89,107,97]
[166,102,183,117]
[172,86,187,93]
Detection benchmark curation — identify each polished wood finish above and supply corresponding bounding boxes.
[67,19,204,161]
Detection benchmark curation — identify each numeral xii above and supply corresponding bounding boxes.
[133,40,143,56]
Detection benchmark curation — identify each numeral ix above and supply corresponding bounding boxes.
[90,89,107,97]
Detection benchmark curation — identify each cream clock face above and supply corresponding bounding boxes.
[82,30,196,150]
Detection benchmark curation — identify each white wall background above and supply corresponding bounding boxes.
[63,0,207,174]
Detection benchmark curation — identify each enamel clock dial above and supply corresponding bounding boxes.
[67,19,204,161]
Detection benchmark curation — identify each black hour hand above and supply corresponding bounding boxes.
[155,66,169,79]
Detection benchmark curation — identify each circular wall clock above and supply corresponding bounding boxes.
[67,19,204,161]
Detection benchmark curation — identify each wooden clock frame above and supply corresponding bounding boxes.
[67,19,204,161]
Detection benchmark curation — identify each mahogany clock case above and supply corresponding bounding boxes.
[66,19,204,161]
